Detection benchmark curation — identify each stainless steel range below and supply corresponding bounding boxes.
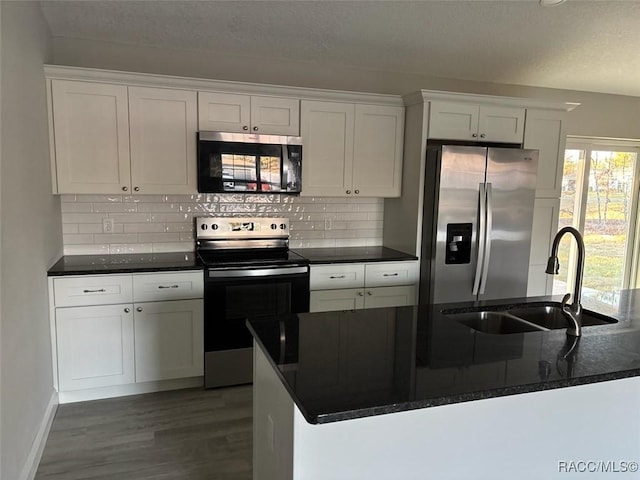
[196,216,309,388]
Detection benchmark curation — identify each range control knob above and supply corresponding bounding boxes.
[211,224,219,230]
[270,223,277,230]
[279,223,287,230]
[200,224,208,230]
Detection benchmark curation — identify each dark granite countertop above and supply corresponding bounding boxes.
[247,291,640,424]
[291,246,417,264]
[48,252,202,276]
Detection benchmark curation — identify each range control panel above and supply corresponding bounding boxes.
[196,217,290,239]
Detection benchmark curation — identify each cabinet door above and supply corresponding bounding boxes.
[51,80,131,194]
[300,100,354,196]
[198,91,251,132]
[250,96,300,135]
[129,87,198,194]
[478,105,525,143]
[523,109,567,198]
[56,304,135,391]
[352,105,404,197]
[134,300,204,382]
[428,101,479,141]
[309,289,365,313]
[363,285,417,309]
[527,198,560,296]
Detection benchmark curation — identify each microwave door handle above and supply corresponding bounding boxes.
[479,183,493,295]
[472,183,487,296]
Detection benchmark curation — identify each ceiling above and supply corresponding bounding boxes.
[40,0,640,97]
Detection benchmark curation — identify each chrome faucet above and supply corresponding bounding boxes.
[545,226,585,337]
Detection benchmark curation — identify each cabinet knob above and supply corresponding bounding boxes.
[134,186,140,192]
[346,190,351,194]
[136,307,143,312]
[243,125,249,131]
[472,133,478,138]
[253,126,259,132]
[480,133,486,139]
[124,307,130,313]
[354,190,360,194]
[358,291,364,297]
[367,291,373,296]
[122,186,128,192]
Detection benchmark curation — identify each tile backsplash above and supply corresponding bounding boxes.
[61,194,384,255]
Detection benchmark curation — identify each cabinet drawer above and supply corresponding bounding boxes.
[53,275,133,307]
[364,261,419,287]
[310,264,365,290]
[310,288,365,313]
[133,271,203,302]
[364,285,417,309]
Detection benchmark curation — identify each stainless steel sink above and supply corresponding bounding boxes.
[445,303,617,335]
[447,311,546,334]
[506,305,618,330]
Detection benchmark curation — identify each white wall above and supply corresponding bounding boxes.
[51,37,640,140]
[1,2,61,479]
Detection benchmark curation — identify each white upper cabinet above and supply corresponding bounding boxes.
[198,92,300,135]
[301,100,404,197]
[50,80,198,195]
[428,101,525,143]
[523,109,567,198]
[129,87,197,194]
[51,80,131,194]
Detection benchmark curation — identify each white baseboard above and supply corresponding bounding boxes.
[19,390,58,480]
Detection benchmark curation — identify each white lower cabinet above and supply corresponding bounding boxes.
[309,261,418,313]
[51,270,204,400]
[56,304,135,391]
[134,299,204,382]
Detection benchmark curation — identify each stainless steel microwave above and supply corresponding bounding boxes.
[197,132,302,194]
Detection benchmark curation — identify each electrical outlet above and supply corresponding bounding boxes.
[102,218,114,233]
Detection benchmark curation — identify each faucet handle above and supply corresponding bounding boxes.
[561,293,571,306]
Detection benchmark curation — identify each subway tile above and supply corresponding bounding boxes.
[219,204,256,213]
[64,244,109,255]
[123,223,166,233]
[164,194,209,203]
[346,197,382,204]
[367,211,384,221]
[109,213,152,223]
[217,194,245,203]
[324,230,358,239]
[356,229,383,238]
[305,239,337,248]
[109,243,153,254]
[164,223,194,233]
[93,233,139,244]
[257,204,286,213]
[62,213,105,224]
[291,230,325,240]
[138,233,181,243]
[325,203,359,213]
[289,221,319,231]
[63,234,95,245]
[93,203,138,213]
[149,213,192,223]
[75,194,123,203]
[61,202,92,213]
[60,194,77,202]
[179,232,195,242]
[351,220,381,230]
[137,202,180,213]
[356,203,382,212]
[365,238,384,247]
[337,238,372,247]
[151,242,195,253]
[336,212,369,221]
[122,194,165,203]
[78,224,104,234]
[244,194,280,204]
[179,203,218,213]
[62,224,79,234]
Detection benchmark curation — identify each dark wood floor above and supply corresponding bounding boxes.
[35,386,252,480]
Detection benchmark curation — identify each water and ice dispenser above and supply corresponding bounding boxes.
[445,223,472,264]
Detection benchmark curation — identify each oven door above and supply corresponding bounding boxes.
[203,264,309,388]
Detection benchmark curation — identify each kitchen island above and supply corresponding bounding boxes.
[247,292,640,479]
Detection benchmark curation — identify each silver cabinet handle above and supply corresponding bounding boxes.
[354,190,360,194]
[124,307,130,313]
[136,307,143,312]
[480,133,486,139]
[134,186,140,192]
[346,190,351,194]
[122,186,128,191]
[382,273,399,277]
[358,291,364,297]
[158,285,179,289]
[253,126,259,131]
[472,133,478,138]
[329,275,346,279]
[83,288,106,293]
[367,291,373,296]
[243,125,249,131]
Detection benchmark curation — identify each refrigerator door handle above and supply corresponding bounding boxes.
[472,183,487,296]
[479,183,493,294]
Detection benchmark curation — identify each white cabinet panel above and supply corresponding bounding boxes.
[365,285,417,308]
[300,100,354,196]
[53,275,133,307]
[198,92,299,135]
[524,109,567,198]
[364,261,419,288]
[310,263,365,290]
[310,289,365,313]
[56,304,135,391]
[129,87,198,194]
[132,271,203,302]
[51,80,131,194]
[353,105,404,197]
[527,198,560,296]
[133,300,204,382]
[477,106,526,144]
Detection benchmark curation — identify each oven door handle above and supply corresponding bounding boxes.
[207,266,308,278]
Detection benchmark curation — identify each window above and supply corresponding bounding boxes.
[556,138,640,310]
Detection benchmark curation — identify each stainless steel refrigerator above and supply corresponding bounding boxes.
[420,145,538,304]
